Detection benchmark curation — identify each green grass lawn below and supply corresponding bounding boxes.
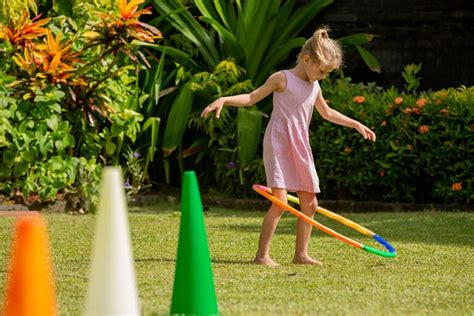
[0,203,473,315]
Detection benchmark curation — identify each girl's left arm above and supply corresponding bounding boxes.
[315,90,376,142]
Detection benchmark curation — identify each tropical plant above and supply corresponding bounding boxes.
[186,59,265,194]
[0,0,37,24]
[147,0,380,184]
[0,0,163,209]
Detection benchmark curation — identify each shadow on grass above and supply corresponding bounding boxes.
[223,211,474,248]
[127,203,473,247]
[134,257,250,265]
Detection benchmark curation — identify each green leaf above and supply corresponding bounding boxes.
[53,0,73,16]
[49,103,62,113]
[237,106,262,168]
[214,0,238,32]
[338,33,376,45]
[63,134,75,147]
[162,84,194,156]
[151,0,219,68]
[195,0,220,21]
[13,162,28,177]
[142,117,160,162]
[23,149,37,162]
[355,44,381,73]
[131,41,200,70]
[200,16,244,60]
[46,116,59,131]
[55,140,64,151]
[105,139,116,155]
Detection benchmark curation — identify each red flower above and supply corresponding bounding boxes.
[394,97,403,105]
[451,182,462,191]
[418,125,429,134]
[411,107,421,115]
[353,95,365,104]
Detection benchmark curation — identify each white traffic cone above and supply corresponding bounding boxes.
[83,167,140,316]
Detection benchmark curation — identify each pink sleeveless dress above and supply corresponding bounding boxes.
[263,70,321,193]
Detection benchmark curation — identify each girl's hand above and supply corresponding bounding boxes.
[201,98,225,119]
[355,123,376,142]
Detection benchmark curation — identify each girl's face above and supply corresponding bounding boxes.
[303,55,335,81]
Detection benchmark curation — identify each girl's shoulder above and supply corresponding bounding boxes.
[267,70,287,93]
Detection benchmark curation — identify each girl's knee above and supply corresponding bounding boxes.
[301,198,318,214]
[269,203,286,215]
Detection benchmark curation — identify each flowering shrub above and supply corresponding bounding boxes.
[311,69,473,203]
[0,0,161,210]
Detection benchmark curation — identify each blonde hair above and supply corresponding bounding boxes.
[298,26,343,69]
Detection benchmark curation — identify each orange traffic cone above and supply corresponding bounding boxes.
[3,214,57,316]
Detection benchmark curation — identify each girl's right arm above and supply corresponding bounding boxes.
[201,71,285,119]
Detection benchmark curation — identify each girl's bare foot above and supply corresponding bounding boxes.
[253,256,280,267]
[292,255,323,266]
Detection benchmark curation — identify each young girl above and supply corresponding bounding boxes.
[201,27,376,266]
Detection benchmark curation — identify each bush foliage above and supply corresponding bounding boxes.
[0,1,471,208]
[312,69,473,203]
[0,0,161,210]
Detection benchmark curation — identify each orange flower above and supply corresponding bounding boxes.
[344,147,352,154]
[380,120,387,127]
[451,182,462,191]
[394,97,403,105]
[402,108,412,114]
[439,108,448,115]
[470,124,474,132]
[379,169,385,177]
[353,95,365,104]
[416,98,427,107]
[406,144,414,150]
[418,125,429,134]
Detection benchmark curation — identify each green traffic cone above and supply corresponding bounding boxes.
[170,171,219,315]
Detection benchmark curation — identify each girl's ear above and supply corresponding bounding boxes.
[302,54,311,65]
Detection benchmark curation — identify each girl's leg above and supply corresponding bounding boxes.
[254,188,287,266]
[293,191,322,265]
